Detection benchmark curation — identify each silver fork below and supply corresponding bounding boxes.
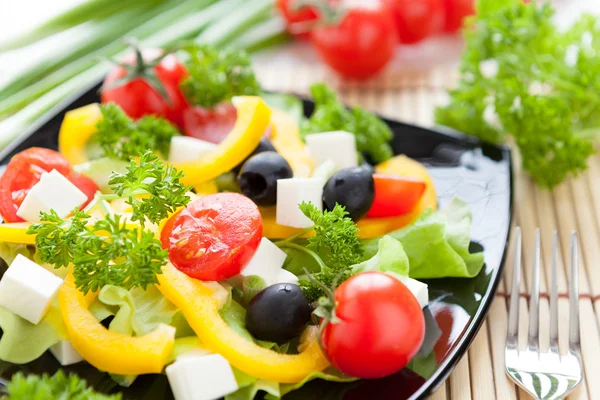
[505,228,583,400]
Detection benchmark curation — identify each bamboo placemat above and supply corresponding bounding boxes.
[254,55,600,400]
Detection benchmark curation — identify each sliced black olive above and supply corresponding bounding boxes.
[323,167,375,221]
[233,138,278,174]
[246,283,312,343]
[238,151,293,206]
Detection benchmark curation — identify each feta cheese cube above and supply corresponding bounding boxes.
[305,131,357,171]
[202,281,230,309]
[168,136,217,163]
[276,178,323,228]
[16,169,87,222]
[50,340,83,365]
[396,275,429,309]
[275,269,299,285]
[166,354,238,400]
[0,254,63,324]
[228,238,287,288]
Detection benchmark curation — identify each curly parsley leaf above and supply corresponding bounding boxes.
[295,202,362,302]
[5,370,121,400]
[95,103,179,161]
[108,151,192,226]
[301,83,393,164]
[180,44,261,108]
[435,0,599,188]
[73,214,167,295]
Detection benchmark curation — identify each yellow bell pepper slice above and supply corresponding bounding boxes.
[59,271,176,375]
[58,103,102,165]
[173,96,271,186]
[269,108,313,177]
[0,223,34,244]
[157,263,329,383]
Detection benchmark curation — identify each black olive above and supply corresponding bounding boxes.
[238,151,293,206]
[246,283,312,343]
[360,161,375,175]
[233,138,278,174]
[323,167,375,221]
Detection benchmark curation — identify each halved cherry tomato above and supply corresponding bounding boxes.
[310,1,397,80]
[321,271,425,379]
[0,148,96,223]
[442,0,475,33]
[366,174,426,218]
[276,0,318,38]
[383,0,444,44]
[161,193,263,281]
[182,102,238,144]
[101,47,188,128]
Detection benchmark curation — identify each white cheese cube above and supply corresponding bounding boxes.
[276,178,323,228]
[50,340,83,365]
[166,354,238,400]
[305,131,358,172]
[0,254,63,324]
[16,169,87,222]
[275,269,299,285]
[396,275,429,309]
[168,136,217,163]
[228,238,287,288]
[201,281,230,309]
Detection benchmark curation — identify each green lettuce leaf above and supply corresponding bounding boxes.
[352,235,409,276]
[277,368,358,397]
[226,369,280,400]
[0,243,34,265]
[362,198,484,279]
[219,299,277,350]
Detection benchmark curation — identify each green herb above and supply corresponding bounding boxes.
[108,151,191,226]
[95,103,179,161]
[301,83,394,164]
[180,44,261,108]
[5,370,121,400]
[277,202,362,302]
[435,0,599,188]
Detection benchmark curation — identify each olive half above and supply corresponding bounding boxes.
[323,167,375,221]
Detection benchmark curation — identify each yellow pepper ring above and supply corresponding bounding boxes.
[269,108,313,178]
[58,103,102,165]
[59,271,176,375]
[157,263,330,383]
[0,223,35,244]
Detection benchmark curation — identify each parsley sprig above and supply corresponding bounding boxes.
[27,152,190,294]
[276,202,362,302]
[5,370,121,400]
[95,103,179,161]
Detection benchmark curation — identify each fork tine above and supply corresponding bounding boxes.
[569,231,581,352]
[549,231,559,352]
[507,227,521,347]
[527,228,541,351]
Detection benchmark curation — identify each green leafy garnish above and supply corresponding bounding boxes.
[180,44,261,108]
[301,83,393,164]
[108,151,191,226]
[95,103,179,161]
[5,371,121,400]
[435,0,599,188]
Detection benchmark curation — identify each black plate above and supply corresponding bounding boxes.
[0,83,513,400]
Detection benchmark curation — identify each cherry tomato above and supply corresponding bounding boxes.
[101,47,188,128]
[442,0,475,33]
[383,0,444,44]
[161,193,263,281]
[0,148,96,222]
[276,0,318,38]
[366,174,426,218]
[182,102,238,144]
[321,271,425,379]
[310,1,397,80]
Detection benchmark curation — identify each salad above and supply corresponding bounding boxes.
[0,43,484,400]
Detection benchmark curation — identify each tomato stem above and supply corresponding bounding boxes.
[292,0,347,25]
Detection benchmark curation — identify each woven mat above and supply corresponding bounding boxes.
[254,50,600,399]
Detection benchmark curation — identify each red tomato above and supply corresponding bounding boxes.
[182,102,238,144]
[321,271,425,378]
[442,0,475,33]
[366,174,426,218]
[383,0,444,44]
[0,148,96,222]
[310,1,397,80]
[101,48,188,128]
[276,0,318,38]
[161,193,263,281]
